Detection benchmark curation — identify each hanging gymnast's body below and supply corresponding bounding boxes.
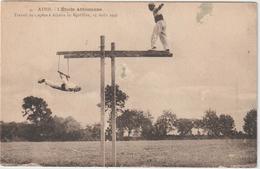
[38,71,81,92]
[38,56,81,92]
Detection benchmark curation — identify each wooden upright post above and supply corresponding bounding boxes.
[100,35,106,167]
[111,42,116,166]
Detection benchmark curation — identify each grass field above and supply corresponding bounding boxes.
[0,139,257,167]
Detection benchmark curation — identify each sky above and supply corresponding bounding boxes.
[1,2,257,131]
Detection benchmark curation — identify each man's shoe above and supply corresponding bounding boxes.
[38,79,45,83]
[149,47,157,51]
[165,49,170,52]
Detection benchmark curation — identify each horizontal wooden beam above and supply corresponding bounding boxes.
[57,50,173,58]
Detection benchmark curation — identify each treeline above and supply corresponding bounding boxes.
[0,85,257,141]
[0,106,256,142]
[0,116,100,141]
[109,108,256,140]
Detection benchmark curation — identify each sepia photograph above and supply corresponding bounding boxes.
[1,1,257,167]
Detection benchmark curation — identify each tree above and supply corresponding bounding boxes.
[63,116,81,133]
[21,96,54,140]
[105,84,129,113]
[115,110,154,139]
[0,122,18,141]
[202,109,220,136]
[140,112,154,139]
[176,118,193,136]
[219,114,235,136]
[0,121,39,141]
[84,123,101,141]
[117,109,144,137]
[154,110,177,137]
[51,116,66,140]
[193,119,204,135]
[104,84,129,139]
[90,123,101,140]
[22,96,53,126]
[52,116,82,141]
[15,122,35,141]
[243,109,257,138]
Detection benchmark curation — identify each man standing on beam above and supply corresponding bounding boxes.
[148,3,170,52]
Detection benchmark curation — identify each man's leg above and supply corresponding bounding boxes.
[44,80,62,90]
[151,23,160,49]
[159,21,169,50]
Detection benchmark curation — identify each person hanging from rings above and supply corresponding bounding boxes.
[38,56,81,92]
[38,71,81,92]
[148,3,170,52]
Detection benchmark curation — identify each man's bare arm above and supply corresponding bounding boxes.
[154,4,164,13]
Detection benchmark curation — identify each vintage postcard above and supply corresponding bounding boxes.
[1,1,257,167]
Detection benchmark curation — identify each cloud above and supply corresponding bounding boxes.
[196,3,213,24]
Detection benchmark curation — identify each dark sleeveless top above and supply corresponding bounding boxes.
[154,14,164,23]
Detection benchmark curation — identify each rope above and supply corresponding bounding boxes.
[58,55,61,72]
[67,58,70,76]
[57,55,70,79]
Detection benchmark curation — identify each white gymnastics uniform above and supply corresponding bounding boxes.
[151,7,169,50]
